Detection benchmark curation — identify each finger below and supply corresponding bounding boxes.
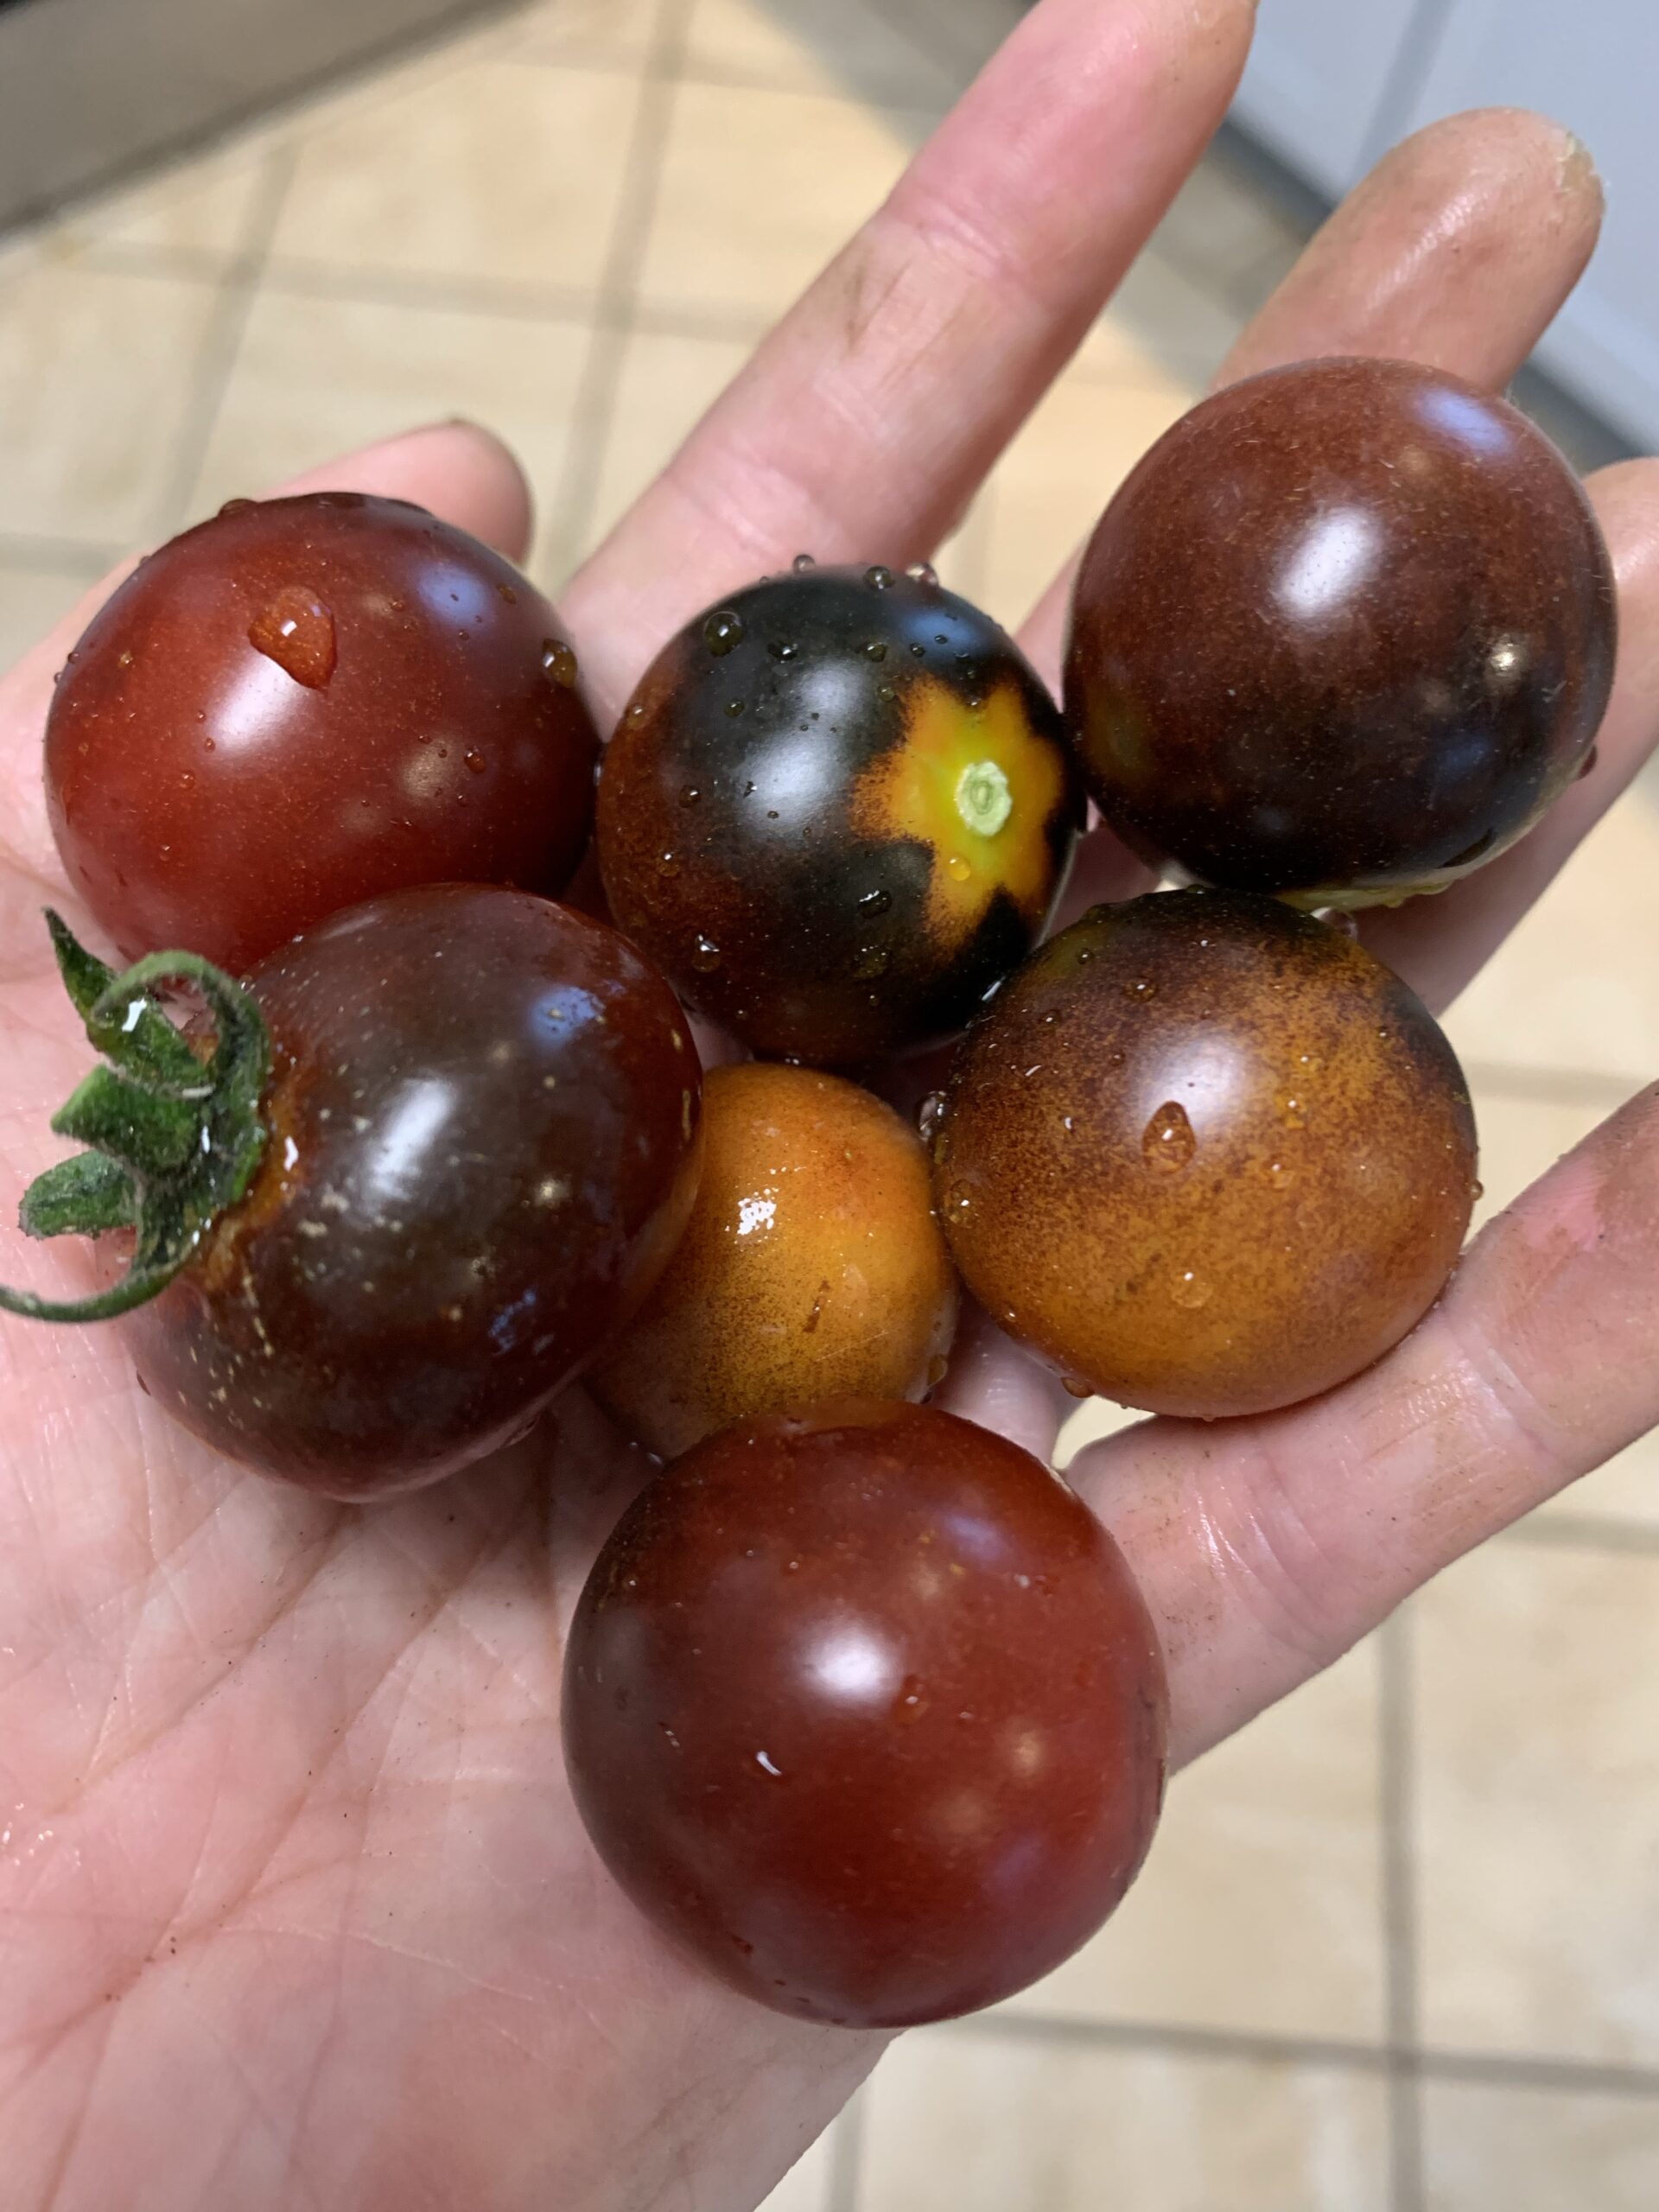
[1068,1081,1659,1768]
[0,421,535,915]
[934,1303,1076,1465]
[1363,457,1659,1010]
[1016,105,1606,705]
[563,0,1258,717]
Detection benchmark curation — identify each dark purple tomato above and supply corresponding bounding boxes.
[596,565,1082,1065]
[931,888,1477,1419]
[47,493,600,974]
[563,1401,1167,2026]
[124,884,702,1497]
[1066,358,1617,906]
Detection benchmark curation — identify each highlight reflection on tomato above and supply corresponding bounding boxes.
[563,1401,1167,2027]
[596,564,1082,1064]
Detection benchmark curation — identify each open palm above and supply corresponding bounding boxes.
[5,3,1659,2206]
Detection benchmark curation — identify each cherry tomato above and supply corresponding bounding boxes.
[591,1062,959,1456]
[47,493,599,974]
[596,564,1081,1064]
[563,1401,1167,2027]
[1066,359,1616,906]
[122,885,701,1497]
[931,888,1478,1418]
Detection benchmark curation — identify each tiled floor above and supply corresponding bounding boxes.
[3,2,1657,2206]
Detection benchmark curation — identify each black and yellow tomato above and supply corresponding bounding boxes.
[596,564,1082,1064]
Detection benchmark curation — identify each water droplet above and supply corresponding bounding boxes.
[754,1750,785,1778]
[117,647,135,669]
[1171,1269,1211,1310]
[691,934,721,972]
[465,750,486,775]
[218,497,257,518]
[946,1185,971,1217]
[864,639,888,661]
[655,850,680,877]
[926,1354,949,1388]
[910,641,926,658]
[792,552,817,573]
[1262,1158,1298,1192]
[1061,1114,1076,1134]
[203,735,216,751]
[1277,1090,1308,1130]
[680,785,701,804]
[703,607,745,655]
[542,637,579,688]
[769,639,799,661]
[918,1091,947,1145]
[1471,1179,1484,1201]
[179,770,195,791]
[853,944,890,980]
[906,561,939,586]
[946,855,972,883]
[1141,1101,1196,1173]
[658,1723,681,1750]
[1061,1376,1093,1399]
[725,698,746,717]
[877,683,897,702]
[857,887,892,919]
[496,580,519,606]
[892,1674,927,1723]
[627,700,647,721]
[1578,745,1599,781]
[766,809,779,820]
[864,564,895,590]
[248,587,337,689]
[1124,977,1157,1002]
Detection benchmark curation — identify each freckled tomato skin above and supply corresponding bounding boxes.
[563,1402,1167,2027]
[931,888,1478,1418]
[46,493,599,976]
[124,885,702,1498]
[595,567,1082,1065]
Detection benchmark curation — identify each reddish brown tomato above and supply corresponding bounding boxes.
[47,493,599,974]
[931,889,1478,1418]
[1066,359,1617,906]
[563,1402,1168,2027]
[597,566,1081,1065]
[124,885,702,1497]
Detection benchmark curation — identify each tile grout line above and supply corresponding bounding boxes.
[947,2007,1659,2101]
[149,139,302,537]
[542,0,697,584]
[824,2093,867,2212]
[1380,1611,1427,2212]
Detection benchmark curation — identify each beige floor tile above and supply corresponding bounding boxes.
[859,2029,1391,2212]
[587,326,756,549]
[1442,768,1659,1087]
[1413,1542,1659,2065]
[1000,1640,1386,2043]
[637,80,922,324]
[976,368,1196,633]
[188,288,590,588]
[0,563,102,681]
[49,137,276,268]
[1422,2078,1659,2211]
[1077,249,1245,389]
[270,58,644,299]
[755,2120,835,2211]
[1464,1083,1659,1527]
[511,0,662,65]
[685,0,959,106]
[0,264,221,543]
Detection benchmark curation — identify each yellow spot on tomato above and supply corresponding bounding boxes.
[849,678,1065,944]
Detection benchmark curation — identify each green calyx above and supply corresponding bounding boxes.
[0,912,270,1323]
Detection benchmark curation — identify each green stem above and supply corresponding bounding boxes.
[0,913,271,1324]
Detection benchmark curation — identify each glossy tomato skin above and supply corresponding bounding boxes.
[931,888,1477,1418]
[591,1063,959,1456]
[597,566,1082,1065]
[124,885,702,1498]
[1066,359,1616,906]
[563,1402,1167,2026]
[47,494,599,975]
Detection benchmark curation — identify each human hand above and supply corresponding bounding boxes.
[3,1,1658,2206]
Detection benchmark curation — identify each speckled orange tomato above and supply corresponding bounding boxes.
[595,565,1082,1065]
[930,888,1478,1419]
[590,1062,959,1456]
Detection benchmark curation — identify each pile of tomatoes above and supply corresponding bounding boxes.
[3,358,1615,2027]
